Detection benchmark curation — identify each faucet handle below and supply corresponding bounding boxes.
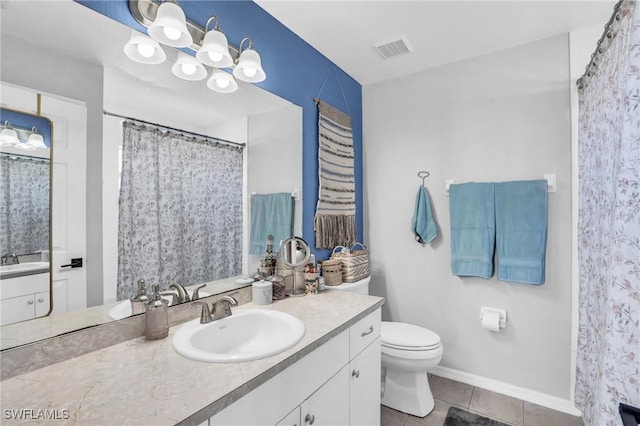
[191,284,207,301]
[192,301,213,324]
[159,291,179,306]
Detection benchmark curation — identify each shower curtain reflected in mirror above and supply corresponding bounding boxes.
[0,154,50,256]
[116,121,243,301]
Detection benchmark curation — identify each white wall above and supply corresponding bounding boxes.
[363,34,574,407]
[246,104,304,274]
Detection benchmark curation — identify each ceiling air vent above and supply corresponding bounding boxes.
[373,36,413,60]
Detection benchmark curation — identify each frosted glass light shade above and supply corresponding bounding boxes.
[172,52,207,81]
[148,1,192,48]
[207,69,238,93]
[27,132,46,149]
[233,48,266,83]
[0,127,19,146]
[14,140,36,151]
[124,30,166,64]
[196,29,233,68]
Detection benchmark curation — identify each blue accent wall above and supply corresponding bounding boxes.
[76,0,363,260]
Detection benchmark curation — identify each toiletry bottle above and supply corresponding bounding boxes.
[130,279,149,315]
[145,284,169,340]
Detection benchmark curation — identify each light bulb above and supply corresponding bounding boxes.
[181,63,196,75]
[216,79,230,89]
[137,43,155,58]
[208,51,223,62]
[163,26,182,41]
[243,67,257,78]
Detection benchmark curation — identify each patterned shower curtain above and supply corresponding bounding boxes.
[116,121,243,301]
[575,1,640,425]
[0,154,49,255]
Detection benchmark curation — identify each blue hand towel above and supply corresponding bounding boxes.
[495,180,548,285]
[411,186,438,244]
[249,193,294,255]
[449,183,495,278]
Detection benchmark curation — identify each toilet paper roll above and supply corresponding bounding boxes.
[481,310,501,332]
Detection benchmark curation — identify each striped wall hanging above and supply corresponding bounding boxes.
[314,99,356,249]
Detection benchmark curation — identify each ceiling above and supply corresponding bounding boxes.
[254,0,616,85]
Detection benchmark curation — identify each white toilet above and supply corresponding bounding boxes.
[325,277,443,417]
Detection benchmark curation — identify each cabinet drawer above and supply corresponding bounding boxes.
[349,308,381,358]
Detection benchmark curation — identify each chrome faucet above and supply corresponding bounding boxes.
[212,295,238,320]
[169,283,190,303]
[1,250,19,266]
[192,295,238,324]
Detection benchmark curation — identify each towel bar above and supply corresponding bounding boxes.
[445,174,556,196]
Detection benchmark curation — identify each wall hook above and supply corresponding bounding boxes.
[417,171,430,186]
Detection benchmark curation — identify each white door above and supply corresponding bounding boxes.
[0,82,87,315]
[43,93,87,314]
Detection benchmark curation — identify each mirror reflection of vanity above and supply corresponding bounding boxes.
[0,1,302,351]
[0,107,53,326]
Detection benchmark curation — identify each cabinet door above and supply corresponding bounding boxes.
[350,337,381,426]
[300,366,349,426]
[1,294,35,326]
[276,406,300,426]
[35,291,50,317]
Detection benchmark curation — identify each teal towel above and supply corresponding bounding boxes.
[250,193,294,255]
[449,183,495,278]
[495,180,547,285]
[411,186,438,244]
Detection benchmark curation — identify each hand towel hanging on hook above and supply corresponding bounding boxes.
[411,171,438,244]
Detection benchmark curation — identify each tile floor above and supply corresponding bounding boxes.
[381,374,584,426]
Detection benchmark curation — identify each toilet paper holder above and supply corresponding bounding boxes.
[480,307,507,331]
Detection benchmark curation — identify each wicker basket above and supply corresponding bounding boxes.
[322,259,343,286]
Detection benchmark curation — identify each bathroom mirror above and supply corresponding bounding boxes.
[279,237,311,269]
[0,1,302,350]
[0,107,53,326]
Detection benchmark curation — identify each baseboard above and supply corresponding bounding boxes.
[430,366,582,417]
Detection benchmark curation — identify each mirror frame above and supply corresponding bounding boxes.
[279,236,311,269]
[0,106,53,322]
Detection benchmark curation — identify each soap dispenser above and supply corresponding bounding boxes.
[145,284,169,340]
[130,279,149,315]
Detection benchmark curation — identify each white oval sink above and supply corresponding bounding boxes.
[0,261,49,278]
[108,290,209,320]
[172,309,305,363]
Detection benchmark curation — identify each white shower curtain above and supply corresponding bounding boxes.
[117,121,243,301]
[575,1,640,425]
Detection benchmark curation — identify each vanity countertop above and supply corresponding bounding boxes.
[0,290,384,425]
[1,276,252,351]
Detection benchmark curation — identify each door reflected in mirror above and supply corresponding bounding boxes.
[0,107,52,326]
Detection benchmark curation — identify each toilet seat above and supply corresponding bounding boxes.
[381,321,441,351]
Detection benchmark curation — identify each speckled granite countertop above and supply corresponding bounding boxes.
[0,291,384,425]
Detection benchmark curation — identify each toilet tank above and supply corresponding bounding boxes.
[324,276,371,295]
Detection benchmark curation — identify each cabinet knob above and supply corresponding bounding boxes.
[37,298,45,303]
[361,325,374,337]
[27,299,34,305]
[352,369,360,378]
[304,413,315,425]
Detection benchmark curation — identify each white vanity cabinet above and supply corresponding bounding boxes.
[0,273,50,326]
[209,307,381,426]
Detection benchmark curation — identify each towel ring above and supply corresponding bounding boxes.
[418,171,430,186]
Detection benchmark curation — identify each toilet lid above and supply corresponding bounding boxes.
[381,321,441,351]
